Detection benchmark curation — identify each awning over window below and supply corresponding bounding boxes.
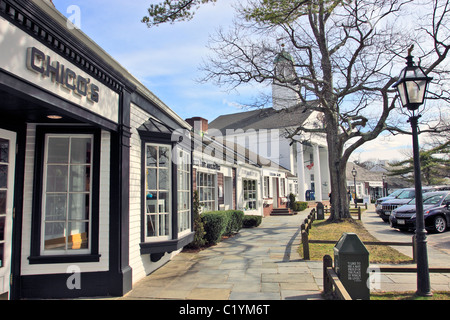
[138,117,175,135]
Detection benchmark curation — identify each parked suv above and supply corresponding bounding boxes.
[389,191,450,233]
[376,187,435,222]
[375,189,406,207]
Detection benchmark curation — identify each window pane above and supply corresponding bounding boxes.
[0,243,4,268]
[47,137,69,163]
[208,175,212,187]
[44,222,66,251]
[68,222,89,250]
[159,169,169,190]
[46,165,68,192]
[45,194,67,221]
[71,138,92,164]
[70,165,91,192]
[69,194,90,220]
[184,172,189,190]
[0,216,5,241]
[159,213,170,236]
[0,165,7,189]
[184,192,190,210]
[0,191,5,215]
[159,147,169,167]
[147,215,157,237]
[0,138,9,163]
[159,192,169,213]
[147,169,157,190]
[146,145,157,167]
[146,193,158,213]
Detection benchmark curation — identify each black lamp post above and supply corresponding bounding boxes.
[382,173,386,197]
[392,49,433,297]
[352,167,357,208]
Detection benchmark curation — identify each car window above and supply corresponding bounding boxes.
[409,193,443,205]
[389,189,403,197]
[397,190,415,199]
[444,194,450,205]
[423,194,444,205]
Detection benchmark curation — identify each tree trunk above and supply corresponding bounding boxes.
[326,120,351,222]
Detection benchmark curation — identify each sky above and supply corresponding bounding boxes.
[52,0,424,163]
[53,0,249,121]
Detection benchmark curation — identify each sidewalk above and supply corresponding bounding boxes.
[120,210,325,300]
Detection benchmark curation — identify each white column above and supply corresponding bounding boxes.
[296,142,306,201]
[313,144,323,201]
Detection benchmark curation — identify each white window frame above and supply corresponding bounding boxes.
[280,178,286,197]
[41,134,93,256]
[177,148,191,237]
[263,176,270,198]
[243,179,258,210]
[197,171,216,212]
[145,143,172,242]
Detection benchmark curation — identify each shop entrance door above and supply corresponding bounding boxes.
[272,177,279,209]
[0,129,16,299]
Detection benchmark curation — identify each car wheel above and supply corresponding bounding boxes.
[433,216,447,233]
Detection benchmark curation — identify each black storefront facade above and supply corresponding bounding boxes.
[0,0,194,299]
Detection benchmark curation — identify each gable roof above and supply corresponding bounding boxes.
[209,103,319,134]
[346,162,410,189]
[196,133,292,174]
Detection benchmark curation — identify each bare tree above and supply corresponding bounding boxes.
[143,0,450,221]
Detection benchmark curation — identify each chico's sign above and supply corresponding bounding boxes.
[26,47,99,103]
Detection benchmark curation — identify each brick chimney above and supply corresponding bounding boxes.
[185,117,208,134]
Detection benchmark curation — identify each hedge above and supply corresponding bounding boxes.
[242,215,262,228]
[223,210,244,236]
[201,210,244,245]
[293,201,308,212]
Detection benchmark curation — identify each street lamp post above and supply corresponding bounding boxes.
[352,167,357,208]
[382,173,386,197]
[393,49,433,297]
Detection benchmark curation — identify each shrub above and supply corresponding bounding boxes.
[289,193,296,209]
[293,201,308,212]
[201,211,228,245]
[242,215,262,228]
[186,191,206,249]
[200,210,245,245]
[224,210,244,236]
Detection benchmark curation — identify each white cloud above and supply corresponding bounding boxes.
[349,131,436,163]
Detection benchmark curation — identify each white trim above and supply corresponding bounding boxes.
[144,143,172,242]
[40,134,93,256]
[0,128,16,298]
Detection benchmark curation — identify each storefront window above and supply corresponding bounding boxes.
[0,138,7,267]
[280,178,286,197]
[42,135,92,254]
[145,144,171,240]
[243,179,257,210]
[263,176,270,198]
[197,172,216,212]
[178,149,191,234]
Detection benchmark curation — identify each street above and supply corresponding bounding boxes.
[362,206,450,267]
